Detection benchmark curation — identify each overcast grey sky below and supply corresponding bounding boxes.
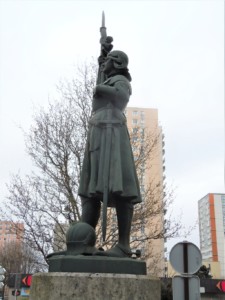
[0,0,224,251]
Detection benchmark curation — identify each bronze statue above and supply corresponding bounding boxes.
[78,12,142,258]
[47,14,147,276]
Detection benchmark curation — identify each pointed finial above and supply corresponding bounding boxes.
[102,11,105,27]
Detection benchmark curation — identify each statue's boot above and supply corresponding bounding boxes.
[96,200,134,258]
[96,243,132,257]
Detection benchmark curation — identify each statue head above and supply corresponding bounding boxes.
[107,50,129,70]
[103,50,131,81]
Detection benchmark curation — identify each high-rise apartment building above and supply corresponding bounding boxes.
[198,193,225,278]
[0,221,24,248]
[125,107,166,275]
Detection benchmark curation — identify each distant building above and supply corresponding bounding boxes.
[0,221,24,248]
[166,260,221,279]
[125,107,166,276]
[198,193,225,279]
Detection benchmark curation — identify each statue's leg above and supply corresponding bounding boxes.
[81,197,101,229]
[115,199,134,252]
[94,199,133,257]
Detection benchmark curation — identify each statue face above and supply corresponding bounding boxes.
[103,58,114,75]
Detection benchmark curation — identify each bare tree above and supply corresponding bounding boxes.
[0,241,44,274]
[2,60,192,272]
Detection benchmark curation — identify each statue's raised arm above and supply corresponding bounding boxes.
[97,11,113,84]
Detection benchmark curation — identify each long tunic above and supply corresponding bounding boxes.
[78,74,141,207]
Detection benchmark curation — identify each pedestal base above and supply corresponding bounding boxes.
[30,272,161,300]
[48,255,146,275]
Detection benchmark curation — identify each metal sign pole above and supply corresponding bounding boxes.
[14,274,21,300]
[170,241,202,300]
[14,275,16,300]
[183,243,189,300]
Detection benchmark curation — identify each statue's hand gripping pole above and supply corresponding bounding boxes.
[100,11,113,55]
[97,11,113,84]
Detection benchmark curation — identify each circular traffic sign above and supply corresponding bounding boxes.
[169,241,202,274]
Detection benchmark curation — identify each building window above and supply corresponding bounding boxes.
[132,111,138,116]
[132,119,138,125]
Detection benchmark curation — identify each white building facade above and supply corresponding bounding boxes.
[198,193,225,278]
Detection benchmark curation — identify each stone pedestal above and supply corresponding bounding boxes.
[30,272,161,300]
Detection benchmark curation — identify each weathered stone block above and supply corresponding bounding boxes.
[30,272,161,300]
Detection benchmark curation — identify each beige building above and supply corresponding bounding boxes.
[201,261,221,279]
[198,193,225,279]
[166,260,221,279]
[0,221,24,248]
[125,107,166,276]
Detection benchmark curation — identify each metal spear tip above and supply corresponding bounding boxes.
[102,11,105,27]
